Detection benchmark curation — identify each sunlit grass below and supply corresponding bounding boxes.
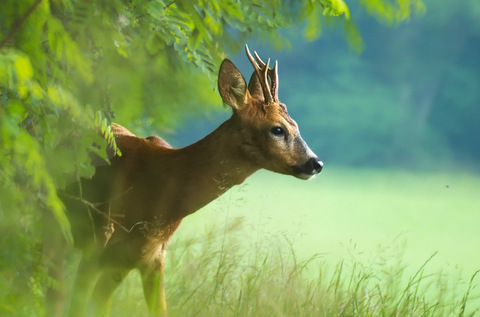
[49,168,476,316]
[186,168,480,278]
[110,220,479,316]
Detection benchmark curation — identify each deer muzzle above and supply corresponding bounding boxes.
[292,156,323,180]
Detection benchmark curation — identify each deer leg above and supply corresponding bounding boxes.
[140,254,167,317]
[68,254,102,317]
[92,268,128,317]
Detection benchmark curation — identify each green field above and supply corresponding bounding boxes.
[180,168,480,276]
[108,168,480,316]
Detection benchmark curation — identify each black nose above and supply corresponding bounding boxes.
[307,157,323,174]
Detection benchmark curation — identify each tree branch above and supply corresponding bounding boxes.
[0,0,43,49]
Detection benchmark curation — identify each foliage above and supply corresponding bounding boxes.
[0,0,425,315]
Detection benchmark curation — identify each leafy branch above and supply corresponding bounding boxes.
[0,0,43,49]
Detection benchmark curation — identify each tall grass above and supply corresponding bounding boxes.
[111,220,479,317]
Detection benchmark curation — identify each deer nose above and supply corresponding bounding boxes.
[308,157,323,174]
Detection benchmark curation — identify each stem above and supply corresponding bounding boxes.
[165,1,176,10]
[0,0,43,49]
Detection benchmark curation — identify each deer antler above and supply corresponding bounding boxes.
[245,44,279,103]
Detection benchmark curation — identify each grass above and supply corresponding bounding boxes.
[106,168,480,316]
[192,168,480,277]
[110,220,479,316]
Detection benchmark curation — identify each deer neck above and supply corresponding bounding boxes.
[164,117,258,219]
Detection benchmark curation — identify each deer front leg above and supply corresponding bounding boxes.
[69,254,102,317]
[92,268,129,317]
[140,254,167,317]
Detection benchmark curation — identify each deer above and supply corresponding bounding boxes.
[59,45,323,317]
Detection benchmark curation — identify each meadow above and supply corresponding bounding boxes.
[104,168,480,316]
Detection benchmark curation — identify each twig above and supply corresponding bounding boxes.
[165,0,176,10]
[60,192,130,233]
[0,0,43,49]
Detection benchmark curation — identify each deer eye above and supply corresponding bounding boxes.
[271,127,285,137]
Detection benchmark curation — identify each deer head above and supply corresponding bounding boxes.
[218,45,323,180]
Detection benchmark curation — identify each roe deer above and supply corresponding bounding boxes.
[60,45,323,317]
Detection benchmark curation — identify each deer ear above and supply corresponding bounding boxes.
[247,72,264,101]
[218,59,247,110]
